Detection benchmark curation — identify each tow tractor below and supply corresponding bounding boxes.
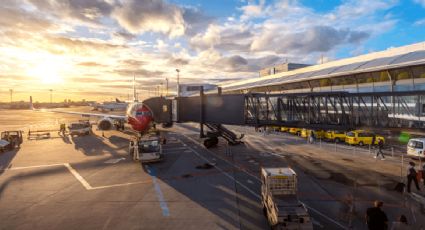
[128,132,163,163]
[261,167,313,230]
[68,120,92,137]
[0,131,23,152]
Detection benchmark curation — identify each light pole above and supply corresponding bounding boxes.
[165,78,169,96]
[9,89,13,103]
[157,85,160,97]
[49,89,53,103]
[176,69,180,97]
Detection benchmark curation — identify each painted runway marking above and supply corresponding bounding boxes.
[7,163,148,191]
[180,137,260,199]
[181,134,348,230]
[145,165,170,217]
[7,163,65,171]
[104,157,126,164]
[64,163,93,190]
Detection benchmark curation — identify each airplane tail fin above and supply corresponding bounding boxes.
[29,96,34,110]
[115,98,123,103]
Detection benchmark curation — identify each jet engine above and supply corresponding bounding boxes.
[97,118,114,130]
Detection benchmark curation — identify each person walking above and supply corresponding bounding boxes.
[407,161,420,193]
[390,215,409,230]
[374,139,385,160]
[366,200,388,230]
[59,123,66,136]
[309,130,315,144]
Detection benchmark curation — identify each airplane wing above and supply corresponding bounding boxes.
[30,96,126,121]
[48,110,127,120]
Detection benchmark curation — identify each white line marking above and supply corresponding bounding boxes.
[302,203,347,229]
[312,218,324,228]
[64,163,93,190]
[7,163,65,171]
[91,181,150,190]
[104,158,126,164]
[183,135,261,182]
[181,138,260,199]
[182,133,348,229]
[6,163,148,191]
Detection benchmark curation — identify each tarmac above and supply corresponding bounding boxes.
[0,107,425,229]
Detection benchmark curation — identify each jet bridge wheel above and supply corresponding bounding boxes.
[203,137,218,148]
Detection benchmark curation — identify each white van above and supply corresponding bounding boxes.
[407,138,425,159]
[129,135,163,163]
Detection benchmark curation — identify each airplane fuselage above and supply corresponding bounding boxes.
[126,103,153,133]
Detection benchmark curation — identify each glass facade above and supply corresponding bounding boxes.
[275,64,425,94]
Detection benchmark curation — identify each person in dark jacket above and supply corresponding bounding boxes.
[407,161,420,193]
[375,139,385,160]
[366,200,388,230]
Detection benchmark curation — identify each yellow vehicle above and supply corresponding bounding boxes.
[280,127,289,132]
[313,130,326,139]
[301,129,325,139]
[270,126,280,132]
[301,129,309,138]
[345,130,385,146]
[289,128,302,136]
[325,130,346,143]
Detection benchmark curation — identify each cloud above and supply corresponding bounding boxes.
[414,0,425,7]
[240,0,268,21]
[251,26,370,54]
[113,68,164,77]
[190,24,221,50]
[182,6,215,36]
[77,62,106,67]
[27,0,114,24]
[168,57,189,66]
[216,55,249,72]
[119,59,146,67]
[112,31,137,41]
[45,36,127,54]
[112,0,185,37]
[414,18,425,26]
[0,5,54,32]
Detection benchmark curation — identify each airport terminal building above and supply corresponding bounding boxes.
[221,42,425,95]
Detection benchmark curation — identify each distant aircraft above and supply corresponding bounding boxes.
[90,98,128,111]
[30,76,154,134]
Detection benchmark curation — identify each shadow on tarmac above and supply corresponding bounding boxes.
[142,134,269,230]
[0,148,19,175]
[71,134,127,157]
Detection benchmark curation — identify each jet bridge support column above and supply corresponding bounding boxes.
[199,86,205,138]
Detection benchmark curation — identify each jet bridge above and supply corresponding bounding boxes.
[143,89,425,147]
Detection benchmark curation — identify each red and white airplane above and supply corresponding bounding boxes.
[30,77,154,134]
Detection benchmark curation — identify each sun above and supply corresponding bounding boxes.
[27,61,64,84]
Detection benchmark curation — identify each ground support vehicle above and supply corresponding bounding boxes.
[300,129,308,138]
[129,134,163,163]
[0,140,10,152]
[261,167,313,230]
[289,128,302,136]
[280,127,289,132]
[407,138,425,159]
[68,121,92,137]
[0,131,23,152]
[325,130,346,143]
[345,130,385,146]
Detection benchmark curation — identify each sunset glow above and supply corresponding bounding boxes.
[1,0,425,102]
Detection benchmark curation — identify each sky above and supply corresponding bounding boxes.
[1,0,425,102]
